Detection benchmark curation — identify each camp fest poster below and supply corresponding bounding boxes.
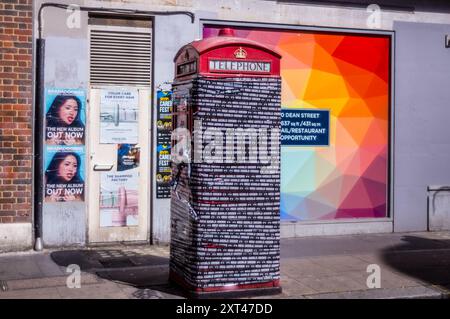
[156,143,172,198]
[44,145,85,203]
[156,90,172,132]
[44,88,86,146]
[156,90,173,198]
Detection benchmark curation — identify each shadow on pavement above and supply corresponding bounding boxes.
[50,249,186,298]
[380,236,450,291]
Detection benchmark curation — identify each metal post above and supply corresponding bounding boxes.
[34,38,45,251]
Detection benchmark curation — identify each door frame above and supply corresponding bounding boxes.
[86,16,155,244]
[85,86,152,244]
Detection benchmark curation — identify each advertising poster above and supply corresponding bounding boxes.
[100,88,139,144]
[156,144,172,198]
[45,88,86,145]
[44,145,85,202]
[99,170,139,227]
[281,109,330,146]
[117,144,140,172]
[157,90,173,131]
[204,27,389,221]
[156,90,173,198]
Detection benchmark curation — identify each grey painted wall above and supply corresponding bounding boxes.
[393,21,450,232]
[151,9,218,243]
[39,0,89,246]
[151,14,200,243]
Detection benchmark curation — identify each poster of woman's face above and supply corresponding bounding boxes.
[44,146,85,202]
[45,88,86,146]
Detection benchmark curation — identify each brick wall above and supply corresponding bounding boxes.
[0,0,33,224]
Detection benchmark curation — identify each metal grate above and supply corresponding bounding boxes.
[90,29,152,86]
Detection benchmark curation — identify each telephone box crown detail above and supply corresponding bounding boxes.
[234,47,247,59]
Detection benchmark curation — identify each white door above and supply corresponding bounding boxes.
[87,87,150,243]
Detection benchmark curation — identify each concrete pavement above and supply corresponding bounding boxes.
[1,231,449,299]
[278,231,450,299]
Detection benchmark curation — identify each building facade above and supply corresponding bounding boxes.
[1,0,450,251]
[0,0,33,251]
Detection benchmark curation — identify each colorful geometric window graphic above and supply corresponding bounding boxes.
[203,26,391,221]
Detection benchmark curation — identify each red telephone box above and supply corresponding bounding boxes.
[169,28,282,298]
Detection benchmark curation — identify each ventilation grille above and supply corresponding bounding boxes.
[90,29,151,86]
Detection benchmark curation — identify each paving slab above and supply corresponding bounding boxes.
[57,283,129,299]
[281,258,336,278]
[306,286,447,299]
[279,275,318,296]
[95,265,169,287]
[341,268,422,289]
[286,273,364,295]
[0,287,62,299]
[307,255,371,273]
[5,273,102,291]
[34,254,66,277]
[0,258,43,280]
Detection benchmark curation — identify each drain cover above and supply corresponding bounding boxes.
[132,289,164,299]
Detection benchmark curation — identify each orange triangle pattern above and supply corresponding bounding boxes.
[203,27,390,221]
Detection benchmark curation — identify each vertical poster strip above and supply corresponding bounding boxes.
[156,90,173,198]
[100,88,139,144]
[43,88,86,202]
[97,87,141,227]
[99,170,139,227]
